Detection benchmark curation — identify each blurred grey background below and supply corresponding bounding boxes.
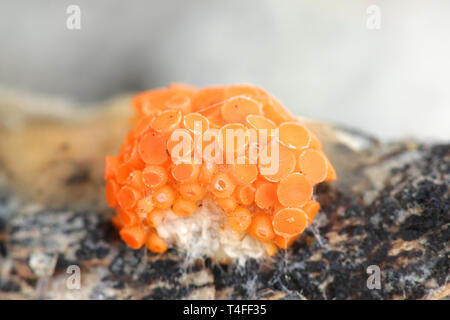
[0,0,449,141]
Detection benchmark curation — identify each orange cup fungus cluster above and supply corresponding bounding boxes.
[105,83,336,256]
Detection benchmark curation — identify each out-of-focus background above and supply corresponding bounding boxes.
[0,0,449,141]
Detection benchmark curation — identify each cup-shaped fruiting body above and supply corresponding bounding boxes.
[105,83,336,260]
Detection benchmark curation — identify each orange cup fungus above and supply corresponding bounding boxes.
[105,83,336,256]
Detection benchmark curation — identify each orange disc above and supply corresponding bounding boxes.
[151,109,182,133]
[117,185,142,210]
[272,208,308,236]
[278,122,311,150]
[277,173,313,207]
[138,132,168,165]
[298,149,328,184]
[259,144,296,182]
[221,96,262,124]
